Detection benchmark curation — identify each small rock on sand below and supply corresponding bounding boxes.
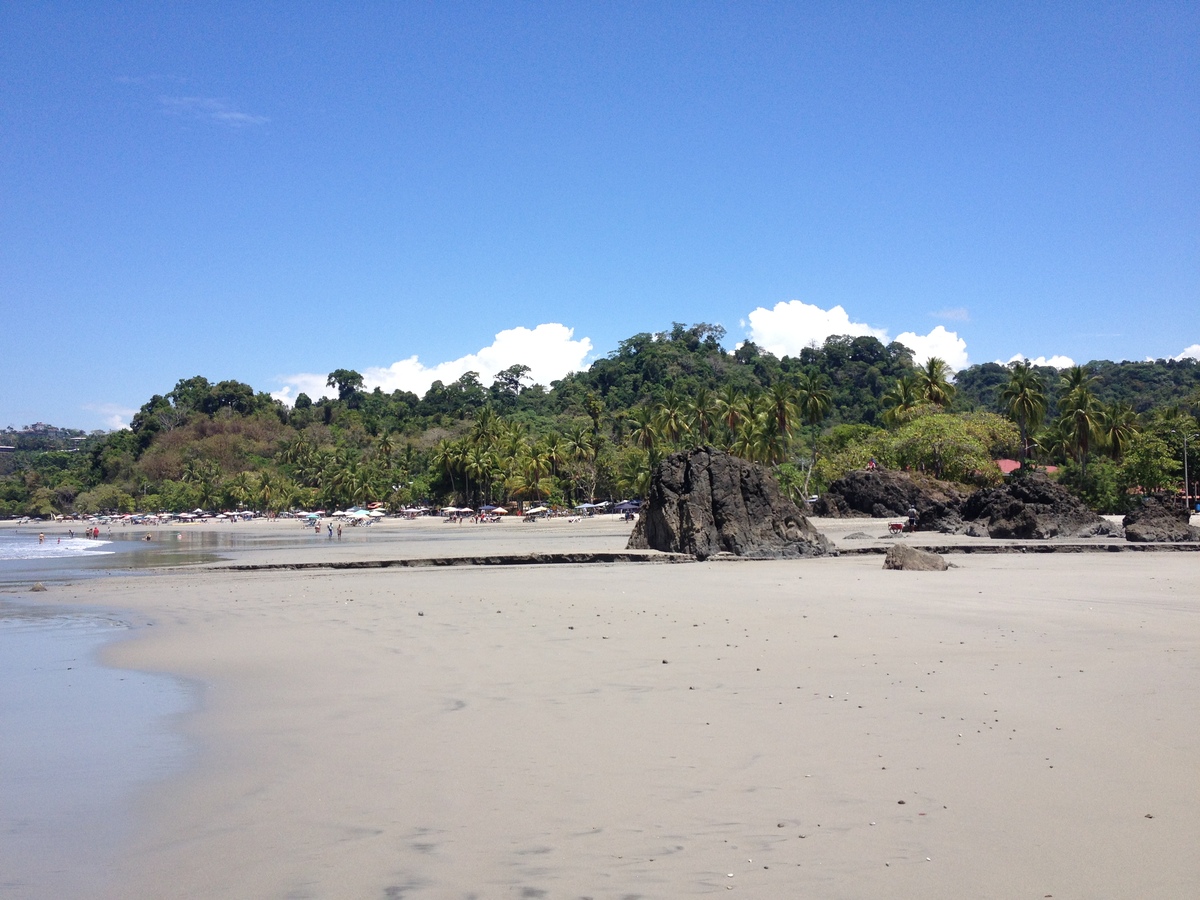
[883,544,948,571]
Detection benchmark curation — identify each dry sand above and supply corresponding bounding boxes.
[18,517,1200,897]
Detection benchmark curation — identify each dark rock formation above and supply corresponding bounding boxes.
[1123,497,1200,543]
[960,472,1110,539]
[813,469,968,533]
[627,448,833,560]
[883,544,948,571]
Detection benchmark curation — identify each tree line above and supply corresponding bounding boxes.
[3,324,1198,518]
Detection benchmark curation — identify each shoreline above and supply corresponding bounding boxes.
[6,519,1200,898]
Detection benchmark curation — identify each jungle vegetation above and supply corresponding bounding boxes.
[3,323,1198,518]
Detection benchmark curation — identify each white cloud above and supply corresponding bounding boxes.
[1170,344,1200,362]
[745,299,968,370]
[84,403,138,430]
[931,307,970,322]
[1002,353,1076,369]
[746,300,888,357]
[270,373,331,406]
[160,96,268,126]
[895,325,969,371]
[272,323,593,406]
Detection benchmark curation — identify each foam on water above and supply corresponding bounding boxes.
[0,533,114,561]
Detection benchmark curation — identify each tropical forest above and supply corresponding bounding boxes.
[4,323,1200,519]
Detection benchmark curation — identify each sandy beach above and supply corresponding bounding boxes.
[7,516,1200,898]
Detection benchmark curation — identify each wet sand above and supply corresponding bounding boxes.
[14,517,1200,898]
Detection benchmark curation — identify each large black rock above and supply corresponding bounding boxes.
[812,469,968,533]
[627,448,833,560]
[960,472,1110,539]
[1123,497,1199,542]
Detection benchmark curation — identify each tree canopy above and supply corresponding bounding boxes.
[3,325,1198,518]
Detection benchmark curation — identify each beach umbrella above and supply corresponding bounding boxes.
[368,510,385,517]
[525,506,548,514]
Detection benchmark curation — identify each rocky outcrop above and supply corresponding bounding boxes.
[1123,497,1200,543]
[628,448,833,560]
[883,544,948,571]
[813,469,968,533]
[960,472,1110,539]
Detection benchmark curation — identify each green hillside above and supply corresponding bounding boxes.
[4,326,1198,518]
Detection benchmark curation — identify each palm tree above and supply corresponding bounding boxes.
[196,478,219,512]
[375,432,396,465]
[687,388,717,446]
[471,406,500,445]
[794,372,832,494]
[714,384,745,444]
[525,445,552,500]
[258,471,280,513]
[729,414,761,463]
[1097,401,1139,460]
[226,471,256,511]
[916,358,956,408]
[463,444,490,506]
[563,424,600,503]
[1035,417,1073,466]
[765,382,797,442]
[279,437,313,467]
[1058,368,1102,473]
[1059,364,1098,398]
[882,374,922,426]
[628,405,658,457]
[430,439,459,503]
[564,425,594,467]
[656,390,689,447]
[543,433,566,480]
[617,447,653,499]
[999,361,1047,467]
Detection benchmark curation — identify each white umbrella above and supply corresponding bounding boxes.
[525,506,548,514]
[368,509,385,517]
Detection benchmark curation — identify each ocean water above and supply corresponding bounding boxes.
[0,536,197,898]
[0,530,228,586]
[0,602,192,899]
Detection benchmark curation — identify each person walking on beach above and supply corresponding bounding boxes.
[336,524,342,540]
[327,522,334,538]
[907,505,918,533]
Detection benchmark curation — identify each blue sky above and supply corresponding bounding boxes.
[2,2,1197,429]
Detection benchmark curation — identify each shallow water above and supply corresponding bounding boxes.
[0,527,329,584]
[0,601,192,899]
